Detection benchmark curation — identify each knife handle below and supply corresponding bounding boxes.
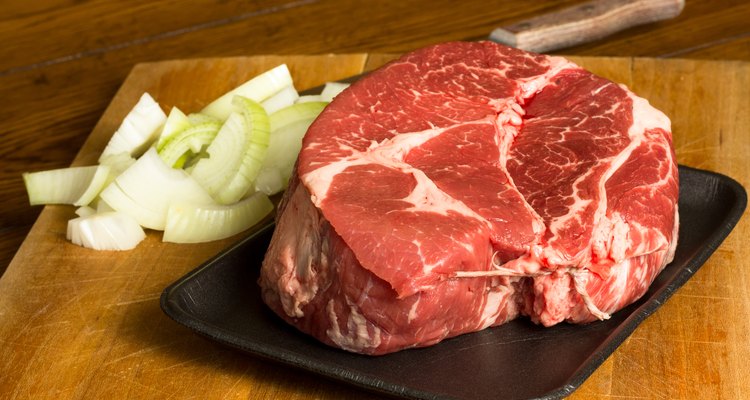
[489,0,685,53]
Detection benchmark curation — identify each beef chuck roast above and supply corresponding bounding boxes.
[259,41,679,355]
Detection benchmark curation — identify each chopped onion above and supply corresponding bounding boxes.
[23,64,329,251]
[255,101,328,194]
[98,93,167,161]
[99,152,136,173]
[188,112,222,124]
[320,82,350,102]
[75,206,96,217]
[201,64,293,120]
[67,211,146,250]
[23,165,111,206]
[218,96,272,202]
[98,152,137,192]
[191,96,270,204]
[100,148,214,230]
[156,121,221,168]
[261,85,299,114]
[73,165,112,206]
[253,168,286,198]
[296,95,324,103]
[98,183,162,229]
[156,107,192,149]
[163,192,273,243]
[269,100,327,131]
[187,113,245,195]
[96,198,115,213]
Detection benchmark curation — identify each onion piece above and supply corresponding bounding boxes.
[270,100,327,131]
[67,211,146,251]
[201,64,293,120]
[99,152,136,173]
[23,165,111,206]
[261,85,299,114]
[156,121,222,168]
[74,165,113,206]
[98,93,167,162]
[98,183,162,229]
[296,95,324,103]
[75,206,96,217]
[320,82,350,102]
[188,113,222,124]
[156,107,192,149]
[254,169,285,197]
[255,101,328,195]
[96,198,115,213]
[98,152,137,193]
[188,113,245,197]
[191,96,270,204]
[100,147,214,230]
[163,192,273,243]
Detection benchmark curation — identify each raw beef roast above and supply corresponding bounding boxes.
[259,41,679,355]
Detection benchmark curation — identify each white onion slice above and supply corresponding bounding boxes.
[75,206,96,217]
[156,107,192,149]
[261,85,299,114]
[191,96,270,204]
[320,82,350,102]
[269,101,327,131]
[96,198,115,213]
[163,192,273,243]
[67,211,146,250]
[255,101,328,195]
[201,64,293,120]
[296,95,324,103]
[98,152,137,193]
[188,113,221,125]
[100,148,214,230]
[253,168,285,198]
[156,121,221,168]
[99,152,136,173]
[23,165,111,206]
[187,113,245,195]
[98,183,163,228]
[98,93,167,161]
[74,165,112,206]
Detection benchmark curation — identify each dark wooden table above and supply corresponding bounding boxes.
[2,1,749,399]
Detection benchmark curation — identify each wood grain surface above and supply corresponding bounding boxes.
[3,0,750,273]
[2,52,749,400]
[1,1,749,399]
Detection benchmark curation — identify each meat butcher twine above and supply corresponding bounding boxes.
[259,41,679,355]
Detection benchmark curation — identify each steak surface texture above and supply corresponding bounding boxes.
[259,41,679,355]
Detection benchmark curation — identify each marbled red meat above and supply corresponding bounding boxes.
[259,41,679,355]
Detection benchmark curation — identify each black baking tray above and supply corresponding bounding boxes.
[160,165,746,400]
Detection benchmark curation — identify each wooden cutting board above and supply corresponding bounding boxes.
[1,53,748,399]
